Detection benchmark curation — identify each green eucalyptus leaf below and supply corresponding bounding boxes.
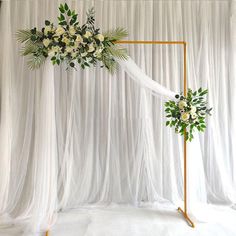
[64,3,69,11]
[72,15,77,22]
[59,7,65,13]
[200,89,208,96]
[30,35,37,41]
[30,28,36,34]
[60,14,65,20]
[70,19,75,25]
[45,20,50,26]
[70,62,75,67]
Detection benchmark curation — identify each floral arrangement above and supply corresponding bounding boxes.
[16,3,128,73]
[165,88,212,141]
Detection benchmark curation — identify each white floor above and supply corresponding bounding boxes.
[1,204,236,236]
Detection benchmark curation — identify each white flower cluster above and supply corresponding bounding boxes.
[178,101,197,122]
[17,4,128,71]
[165,88,212,141]
[42,24,105,66]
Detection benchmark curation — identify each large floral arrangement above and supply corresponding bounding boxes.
[165,88,212,141]
[16,3,128,73]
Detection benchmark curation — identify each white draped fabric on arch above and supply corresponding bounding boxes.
[0,0,236,234]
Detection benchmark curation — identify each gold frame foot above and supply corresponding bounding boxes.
[177,207,195,228]
[45,231,49,236]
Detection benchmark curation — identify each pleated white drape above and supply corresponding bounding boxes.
[0,0,236,233]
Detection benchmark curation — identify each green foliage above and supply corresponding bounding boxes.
[17,4,128,72]
[85,7,95,30]
[165,88,212,141]
[106,45,128,60]
[20,42,38,56]
[27,54,46,70]
[17,30,45,69]
[104,27,128,41]
[101,57,117,74]
[16,30,33,43]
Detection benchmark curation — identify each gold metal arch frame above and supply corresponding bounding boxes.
[45,40,194,236]
[116,40,194,228]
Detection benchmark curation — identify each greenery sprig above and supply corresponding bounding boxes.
[16,3,128,73]
[165,88,212,141]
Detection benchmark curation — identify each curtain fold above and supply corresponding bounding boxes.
[0,0,235,233]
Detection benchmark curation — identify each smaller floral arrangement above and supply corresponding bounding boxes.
[165,88,212,141]
[16,3,128,73]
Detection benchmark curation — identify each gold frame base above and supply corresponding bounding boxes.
[177,207,195,228]
[45,208,195,236]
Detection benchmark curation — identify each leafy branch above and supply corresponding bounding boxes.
[165,88,212,141]
[16,3,128,72]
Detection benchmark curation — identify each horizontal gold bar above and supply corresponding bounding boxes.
[115,40,186,45]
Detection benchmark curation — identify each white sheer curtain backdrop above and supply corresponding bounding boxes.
[0,0,236,233]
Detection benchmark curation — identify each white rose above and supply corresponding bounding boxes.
[71,52,77,58]
[86,57,93,62]
[88,44,95,52]
[51,46,60,53]
[69,26,76,36]
[44,26,51,35]
[84,31,92,38]
[191,113,197,119]
[43,38,51,48]
[95,34,104,42]
[178,100,187,110]
[55,26,65,36]
[181,112,190,122]
[65,47,73,53]
[81,52,88,57]
[53,37,59,42]
[76,34,83,43]
[97,48,103,53]
[62,37,70,45]
[190,106,197,113]
[93,50,102,58]
[95,47,104,54]
[73,41,79,48]
[61,52,67,57]
[48,50,55,57]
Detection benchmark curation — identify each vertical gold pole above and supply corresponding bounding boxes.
[183,43,187,215]
[46,231,49,236]
[184,129,187,213]
[117,40,194,227]
[177,43,194,227]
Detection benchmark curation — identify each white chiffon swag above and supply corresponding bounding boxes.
[0,0,236,233]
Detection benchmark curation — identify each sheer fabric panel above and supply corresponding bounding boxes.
[0,0,235,232]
